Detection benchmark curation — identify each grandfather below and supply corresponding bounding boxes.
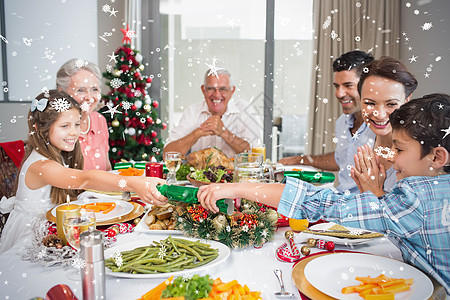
[164,68,262,157]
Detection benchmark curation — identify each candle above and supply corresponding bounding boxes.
[252,145,266,161]
[56,201,80,246]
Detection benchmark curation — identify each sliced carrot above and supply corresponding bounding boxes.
[138,275,173,300]
[102,203,116,214]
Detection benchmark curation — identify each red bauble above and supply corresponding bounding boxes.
[316,239,326,249]
[152,101,159,108]
[162,122,167,129]
[131,105,137,111]
[151,131,158,138]
[146,77,152,83]
[147,117,153,124]
[155,138,159,143]
[325,241,335,251]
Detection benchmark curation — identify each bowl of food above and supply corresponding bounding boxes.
[187,166,234,187]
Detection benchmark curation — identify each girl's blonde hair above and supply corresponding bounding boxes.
[25,90,84,204]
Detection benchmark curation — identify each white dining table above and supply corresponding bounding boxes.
[0,225,404,300]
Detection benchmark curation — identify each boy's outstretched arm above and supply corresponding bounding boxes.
[351,144,386,197]
[198,182,285,213]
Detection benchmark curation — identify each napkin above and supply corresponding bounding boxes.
[302,223,383,239]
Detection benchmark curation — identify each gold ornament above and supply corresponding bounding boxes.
[301,245,311,256]
[111,227,120,235]
[139,65,144,71]
[133,218,141,225]
[144,104,151,112]
[265,209,279,225]
[142,153,148,159]
[112,119,120,127]
[306,238,316,248]
[284,230,294,239]
[113,69,122,77]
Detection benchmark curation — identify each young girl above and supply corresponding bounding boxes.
[0,90,167,254]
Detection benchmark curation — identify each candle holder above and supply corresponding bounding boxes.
[55,203,80,246]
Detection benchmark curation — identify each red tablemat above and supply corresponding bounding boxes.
[293,250,364,300]
[0,140,25,168]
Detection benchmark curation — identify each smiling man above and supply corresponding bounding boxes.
[279,51,375,194]
[164,68,263,158]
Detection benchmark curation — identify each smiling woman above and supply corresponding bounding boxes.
[357,57,418,192]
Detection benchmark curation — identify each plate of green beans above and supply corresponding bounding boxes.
[104,235,231,278]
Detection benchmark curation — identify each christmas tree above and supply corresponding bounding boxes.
[102,25,166,165]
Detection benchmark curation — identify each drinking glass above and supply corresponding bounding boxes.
[233,153,273,182]
[164,151,181,184]
[63,209,96,280]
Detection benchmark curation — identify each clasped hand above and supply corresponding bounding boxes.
[351,144,386,197]
[199,116,226,137]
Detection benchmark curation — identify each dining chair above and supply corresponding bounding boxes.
[0,140,25,238]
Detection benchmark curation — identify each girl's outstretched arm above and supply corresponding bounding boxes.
[26,159,168,205]
[198,182,285,213]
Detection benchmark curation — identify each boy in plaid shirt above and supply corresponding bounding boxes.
[198,93,450,294]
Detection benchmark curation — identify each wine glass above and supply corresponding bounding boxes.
[164,151,181,184]
[63,209,96,280]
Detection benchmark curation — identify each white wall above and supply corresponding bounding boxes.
[0,0,124,142]
[400,0,450,96]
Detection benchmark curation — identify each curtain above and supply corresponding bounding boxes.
[306,0,401,155]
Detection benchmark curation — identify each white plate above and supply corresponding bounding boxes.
[304,253,434,300]
[134,208,182,235]
[104,235,231,279]
[51,199,134,222]
[299,222,383,245]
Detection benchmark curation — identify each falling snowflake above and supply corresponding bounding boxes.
[80,102,91,112]
[352,132,360,140]
[372,110,379,117]
[158,244,167,259]
[421,22,433,31]
[113,251,123,267]
[356,2,361,7]
[51,98,71,112]
[355,36,361,42]
[134,89,142,97]
[242,225,249,232]
[330,30,338,40]
[41,87,50,97]
[118,178,127,189]
[102,103,122,118]
[408,55,418,63]
[374,146,395,159]
[441,126,450,139]
[23,37,32,47]
[362,67,369,73]
[322,16,331,29]
[71,257,86,269]
[102,4,111,12]
[182,274,192,281]
[414,9,420,15]
[152,147,160,153]
[205,57,224,79]
[122,101,131,111]
[226,225,231,232]
[140,117,146,124]
[369,202,379,211]
[110,78,124,89]
[314,172,322,180]
[75,59,86,68]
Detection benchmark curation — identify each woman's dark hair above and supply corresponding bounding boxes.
[357,56,418,98]
[390,93,450,172]
[332,50,374,77]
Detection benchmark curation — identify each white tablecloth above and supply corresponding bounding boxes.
[0,227,403,300]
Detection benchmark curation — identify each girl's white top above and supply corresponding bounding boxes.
[0,150,54,254]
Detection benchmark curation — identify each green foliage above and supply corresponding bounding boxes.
[101,44,165,164]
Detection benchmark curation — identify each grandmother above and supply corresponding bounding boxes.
[56,58,111,170]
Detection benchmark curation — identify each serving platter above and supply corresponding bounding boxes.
[133,208,182,235]
[104,234,231,279]
[304,253,434,300]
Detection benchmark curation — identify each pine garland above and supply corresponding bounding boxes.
[175,200,278,249]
